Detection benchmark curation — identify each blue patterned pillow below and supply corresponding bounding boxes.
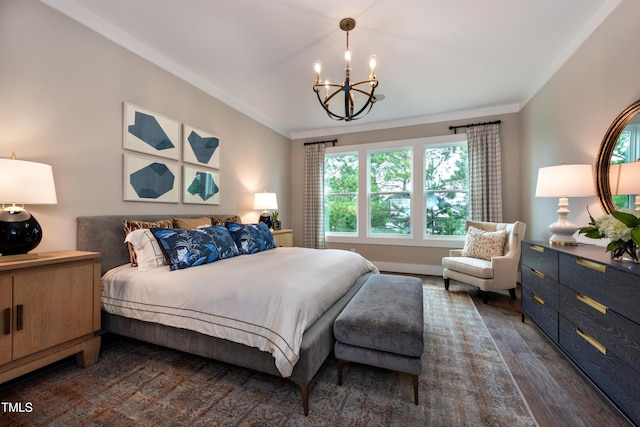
[150,226,239,270]
[225,222,276,254]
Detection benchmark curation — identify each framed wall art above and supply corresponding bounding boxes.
[123,102,180,160]
[123,153,180,203]
[183,124,220,168]
[183,165,220,205]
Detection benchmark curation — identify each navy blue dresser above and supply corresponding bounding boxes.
[521,241,640,425]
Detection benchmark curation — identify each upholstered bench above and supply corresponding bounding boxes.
[333,274,424,404]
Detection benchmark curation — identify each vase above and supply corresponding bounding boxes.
[610,241,639,263]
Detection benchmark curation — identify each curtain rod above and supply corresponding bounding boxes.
[304,139,337,146]
[449,120,501,134]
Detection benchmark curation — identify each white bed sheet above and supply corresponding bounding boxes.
[101,247,378,377]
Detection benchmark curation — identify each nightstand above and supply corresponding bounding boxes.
[0,251,101,383]
[271,229,293,247]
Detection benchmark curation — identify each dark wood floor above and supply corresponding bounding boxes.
[429,277,634,427]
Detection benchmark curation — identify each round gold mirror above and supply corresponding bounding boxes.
[595,99,640,214]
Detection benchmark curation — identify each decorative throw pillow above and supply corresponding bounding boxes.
[461,226,508,261]
[123,219,173,266]
[211,215,241,226]
[225,222,276,254]
[124,229,168,272]
[172,216,212,229]
[150,226,239,271]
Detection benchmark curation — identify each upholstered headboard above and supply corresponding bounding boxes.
[77,214,239,275]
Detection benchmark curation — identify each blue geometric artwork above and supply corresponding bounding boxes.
[130,162,175,199]
[128,112,175,151]
[183,166,220,205]
[183,124,220,168]
[123,154,179,203]
[187,130,219,164]
[123,103,180,160]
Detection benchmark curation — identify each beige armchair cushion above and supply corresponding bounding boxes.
[461,226,507,260]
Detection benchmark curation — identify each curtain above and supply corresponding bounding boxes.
[304,143,326,249]
[467,123,503,222]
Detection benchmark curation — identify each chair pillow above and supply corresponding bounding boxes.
[461,226,507,261]
[150,226,239,271]
[123,218,173,266]
[225,222,276,254]
[124,229,169,272]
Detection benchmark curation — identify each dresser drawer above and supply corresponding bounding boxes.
[521,266,558,309]
[521,242,558,280]
[560,284,640,374]
[522,282,558,342]
[559,315,640,425]
[559,253,640,324]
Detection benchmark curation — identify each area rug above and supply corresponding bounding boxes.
[0,286,536,426]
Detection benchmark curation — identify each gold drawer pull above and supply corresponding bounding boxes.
[576,293,607,315]
[530,293,544,305]
[576,258,606,273]
[576,328,607,355]
[530,268,545,279]
[530,244,545,253]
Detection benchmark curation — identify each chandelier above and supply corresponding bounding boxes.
[313,18,378,122]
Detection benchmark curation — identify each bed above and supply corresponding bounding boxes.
[76,214,377,415]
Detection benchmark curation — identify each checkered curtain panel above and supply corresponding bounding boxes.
[304,143,326,249]
[468,123,503,222]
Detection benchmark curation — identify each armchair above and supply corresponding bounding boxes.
[442,220,526,303]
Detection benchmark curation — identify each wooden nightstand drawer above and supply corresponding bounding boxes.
[522,282,558,342]
[522,242,558,280]
[559,315,640,423]
[559,253,640,324]
[271,229,293,247]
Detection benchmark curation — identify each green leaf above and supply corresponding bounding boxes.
[611,210,640,228]
[631,227,640,246]
[606,240,625,251]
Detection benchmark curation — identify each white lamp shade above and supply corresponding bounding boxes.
[610,161,640,195]
[0,158,58,205]
[535,164,595,198]
[253,192,278,210]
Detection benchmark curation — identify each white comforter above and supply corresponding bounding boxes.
[101,247,378,377]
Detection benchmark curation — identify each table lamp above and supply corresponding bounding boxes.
[535,164,595,245]
[0,153,58,260]
[610,160,640,211]
[253,192,278,229]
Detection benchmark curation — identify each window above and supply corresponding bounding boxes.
[324,152,358,234]
[369,148,412,235]
[324,134,468,246]
[424,143,469,236]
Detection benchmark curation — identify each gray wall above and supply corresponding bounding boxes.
[0,0,290,253]
[520,0,640,244]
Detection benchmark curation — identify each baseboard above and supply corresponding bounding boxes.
[371,261,443,276]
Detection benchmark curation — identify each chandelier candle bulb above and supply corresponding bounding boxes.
[315,61,321,84]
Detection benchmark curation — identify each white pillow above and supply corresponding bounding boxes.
[124,229,168,272]
[461,226,507,261]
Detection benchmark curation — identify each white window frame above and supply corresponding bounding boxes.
[325,134,467,248]
[324,151,359,236]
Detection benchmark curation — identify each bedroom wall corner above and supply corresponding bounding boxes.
[0,0,291,253]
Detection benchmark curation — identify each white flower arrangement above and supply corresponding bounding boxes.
[579,209,640,262]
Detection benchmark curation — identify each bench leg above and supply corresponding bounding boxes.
[337,359,348,386]
[411,374,419,405]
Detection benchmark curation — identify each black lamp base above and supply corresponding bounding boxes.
[0,209,43,256]
[258,211,273,229]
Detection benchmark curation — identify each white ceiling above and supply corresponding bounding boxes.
[41,0,622,139]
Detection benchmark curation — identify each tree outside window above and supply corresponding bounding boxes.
[424,143,469,236]
[325,153,358,233]
[369,149,412,235]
